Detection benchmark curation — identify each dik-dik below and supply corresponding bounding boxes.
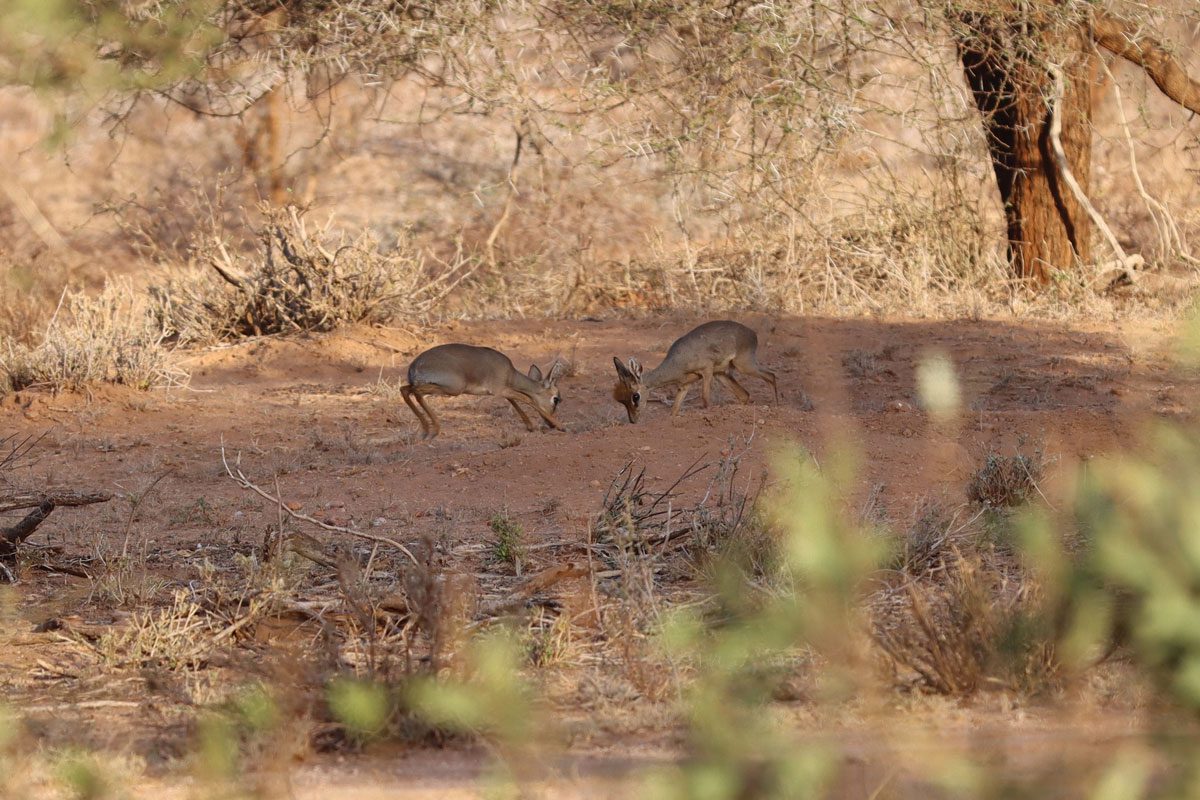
[612,320,777,423]
[402,344,564,439]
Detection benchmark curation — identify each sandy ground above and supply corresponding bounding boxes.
[0,313,1194,796]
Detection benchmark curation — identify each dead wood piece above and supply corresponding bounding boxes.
[0,501,54,558]
[476,562,587,619]
[0,490,112,560]
[0,490,112,513]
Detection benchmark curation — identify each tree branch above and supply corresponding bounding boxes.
[0,502,55,556]
[220,445,420,567]
[1047,63,1142,282]
[1093,15,1200,115]
[0,491,112,514]
[0,491,112,560]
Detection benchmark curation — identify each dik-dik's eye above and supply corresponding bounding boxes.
[553,396,561,407]
[632,393,641,405]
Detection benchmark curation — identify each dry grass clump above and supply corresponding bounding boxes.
[967,449,1046,508]
[874,488,1060,696]
[874,557,1058,696]
[1,280,178,393]
[150,208,476,344]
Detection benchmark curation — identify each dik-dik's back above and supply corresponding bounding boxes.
[655,320,760,381]
[407,344,528,394]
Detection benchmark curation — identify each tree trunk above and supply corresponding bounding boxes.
[954,9,1096,283]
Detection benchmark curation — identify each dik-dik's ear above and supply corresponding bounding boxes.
[613,356,635,383]
[528,364,544,382]
[546,361,565,384]
[628,357,643,379]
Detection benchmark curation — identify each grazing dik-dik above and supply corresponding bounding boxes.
[612,320,777,423]
[401,344,564,439]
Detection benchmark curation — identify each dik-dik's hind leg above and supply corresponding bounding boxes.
[401,385,431,438]
[506,398,536,432]
[716,372,752,404]
[412,387,444,439]
[734,356,778,402]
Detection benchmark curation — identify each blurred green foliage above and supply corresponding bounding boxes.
[0,0,222,95]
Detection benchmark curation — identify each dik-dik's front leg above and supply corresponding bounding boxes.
[506,397,536,432]
[716,373,752,403]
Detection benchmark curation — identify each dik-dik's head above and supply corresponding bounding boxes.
[611,357,645,423]
[529,361,565,428]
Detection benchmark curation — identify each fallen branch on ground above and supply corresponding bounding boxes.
[0,491,113,558]
[220,444,419,567]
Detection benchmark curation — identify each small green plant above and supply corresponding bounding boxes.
[55,753,110,800]
[647,446,884,799]
[488,512,524,570]
[328,679,391,742]
[1050,424,1200,712]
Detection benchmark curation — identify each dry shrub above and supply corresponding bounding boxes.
[887,501,958,578]
[873,499,1060,696]
[967,449,1046,508]
[0,257,71,345]
[150,208,476,344]
[873,557,1059,696]
[0,280,178,393]
[460,183,1006,319]
[103,170,254,266]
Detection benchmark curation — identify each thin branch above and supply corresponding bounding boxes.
[0,181,74,253]
[220,445,419,567]
[1097,48,1199,268]
[1046,63,1142,280]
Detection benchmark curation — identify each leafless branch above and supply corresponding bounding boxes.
[220,444,419,566]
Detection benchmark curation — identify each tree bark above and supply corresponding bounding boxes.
[953,8,1096,283]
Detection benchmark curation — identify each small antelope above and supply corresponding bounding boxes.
[401,344,564,439]
[612,320,777,423]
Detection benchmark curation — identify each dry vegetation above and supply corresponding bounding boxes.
[4,1,1200,797]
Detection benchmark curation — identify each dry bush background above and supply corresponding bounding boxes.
[0,281,179,392]
[0,1,1198,335]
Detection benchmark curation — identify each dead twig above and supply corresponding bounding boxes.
[221,444,419,567]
